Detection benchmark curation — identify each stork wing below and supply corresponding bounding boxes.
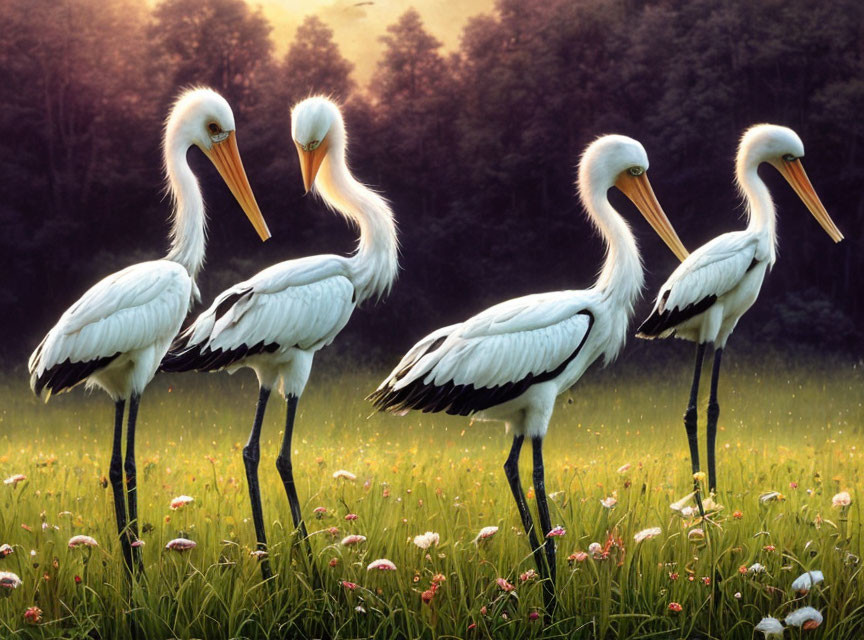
[29,260,191,397]
[369,292,594,415]
[637,231,760,337]
[162,256,355,372]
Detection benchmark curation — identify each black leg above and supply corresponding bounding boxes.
[109,399,132,572]
[124,394,143,574]
[243,386,273,580]
[685,343,707,516]
[532,436,557,614]
[275,395,309,540]
[706,348,723,493]
[502,436,553,615]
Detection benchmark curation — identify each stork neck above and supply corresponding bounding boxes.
[314,150,398,304]
[164,142,207,289]
[588,193,644,313]
[738,164,777,263]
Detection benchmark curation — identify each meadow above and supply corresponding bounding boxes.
[0,348,861,639]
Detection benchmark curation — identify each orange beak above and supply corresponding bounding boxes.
[773,158,843,243]
[203,131,270,242]
[294,137,331,193]
[615,172,689,261]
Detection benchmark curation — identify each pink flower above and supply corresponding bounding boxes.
[169,495,194,510]
[344,513,358,521]
[341,581,358,590]
[546,525,566,538]
[23,606,42,624]
[568,551,589,563]
[529,611,540,621]
[832,491,852,508]
[600,496,617,509]
[668,602,682,613]
[165,538,196,552]
[131,540,145,548]
[0,571,22,589]
[0,544,13,557]
[473,526,498,544]
[366,558,396,571]
[341,534,367,546]
[67,535,98,549]
[313,506,327,518]
[520,569,538,582]
[3,474,26,487]
[326,527,339,537]
[496,577,515,592]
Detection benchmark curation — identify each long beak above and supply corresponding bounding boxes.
[615,172,689,261]
[204,131,271,241]
[773,158,844,243]
[294,137,330,193]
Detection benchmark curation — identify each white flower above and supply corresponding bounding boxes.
[588,542,603,557]
[0,571,22,589]
[670,492,695,514]
[67,535,98,549]
[3,474,25,487]
[785,606,823,629]
[473,526,498,544]
[165,538,196,551]
[759,491,784,504]
[170,495,194,510]
[600,496,617,509]
[341,534,366,546]
[616,463,631,474]
[367,558,396,571]
[791,570,824,593]
[832,491,852,508]
[634,527,662,543]
[754,616,784,638]
[333,470,357,481]
[688,528,705,541]
[412,531,439,549]
[748,563,766,573]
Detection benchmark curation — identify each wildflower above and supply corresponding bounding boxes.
[759,491,784,504]
[326,527,339,537]
[313,506,327,517]
[413,531,440,549]
[832,491,852,508]
[789,482,799,489]
[617,463,631,474]
[250,550,268,559]
[355,605,366,614]
[0,544,12,557]
[24,606,42,624]
[333,469,357,481]
[468,623,477,631]
[668,602,682,613]
[344,513,358,521]
[670,492,696,515]
[367,558,397,571]
[763,545,776,552]
[520,569,538,582]
[4,474,25,487]
[496,577,515,592]
[165,538,196,552]
[634,527,661,543]
[755,617,785,638]
[473,526,498,544]
[669,572,679,581]
[341,581,357,590]
[568,551,588,563]
[480,606,487,615]
[693,471,707,483]
[131,540,145,548]
[0,572,22,589]
[546,525,566,538]
[67,535,98,549]
[688,528,705,541]
[734,591,742,599]
[588,542,604,558]
[785,606,822,629]
[169,495,194,510]
[738,565,748,575]
[529,611,540,621]
[749,563,766,573]
[600,496,617,509]
[701,576,711,585]
[74,575,82,584]
[791,570,824,594]
[328,558,339,567]
[421,588,435,604]
[341,534,367,546]
[732,510,743,519]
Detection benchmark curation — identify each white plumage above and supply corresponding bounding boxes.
[637,124,843,499]
[370,134,689,613]
[27,87,269,573]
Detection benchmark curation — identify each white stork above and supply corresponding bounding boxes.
[28,88,270,573]
[636,124,843,506]
[161,96,398,579]
[368,135,689,613]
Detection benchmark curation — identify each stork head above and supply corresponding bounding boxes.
[739,124,843,242]
[291,96,344,193]
[579,135,689,261]
[165,87,270,241]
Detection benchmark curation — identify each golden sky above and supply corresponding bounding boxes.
[252,0,495,85]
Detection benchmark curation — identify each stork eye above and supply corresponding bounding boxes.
[782,154,796,162]
[208,123,221,135]
[628,166,645,177]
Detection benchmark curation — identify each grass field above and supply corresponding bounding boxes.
[0,349,862,639]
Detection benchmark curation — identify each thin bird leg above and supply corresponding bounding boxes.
[502,436,551,612]
[242,386,272,581]
[532,436,558,615]
[108,399,132,573]
[685,343,707,516]
[124,393,143,574]
[706,348,723,494]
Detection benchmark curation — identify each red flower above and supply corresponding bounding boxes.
[328,558,339,568]
[341,581,357,590]
[496,577,515,592]
[529,611,540,621]
[74,575,82,584]
[669,572,679,581]
[344,513,358,521]
[421,589,435,604]
[732,510,743,519]
[668,602,683,613]
[24,606,42,624]
[763,545,776,552]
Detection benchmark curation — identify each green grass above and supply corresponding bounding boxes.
[0,350,862,639]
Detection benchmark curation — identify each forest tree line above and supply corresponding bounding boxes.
[1,0,862,367]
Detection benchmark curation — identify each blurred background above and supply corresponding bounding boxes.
[1,0,861,369]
